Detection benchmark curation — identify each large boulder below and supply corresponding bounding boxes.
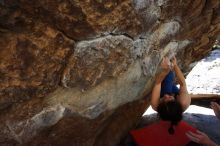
[0,0,219,145]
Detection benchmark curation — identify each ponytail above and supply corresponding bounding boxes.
[168,121,178,134]
[157,100,183,135]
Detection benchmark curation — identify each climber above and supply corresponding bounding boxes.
[151,56,191,134]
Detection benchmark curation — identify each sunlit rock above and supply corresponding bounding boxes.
[0,0,219,145]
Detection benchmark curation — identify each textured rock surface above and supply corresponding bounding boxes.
[0,0,220,145]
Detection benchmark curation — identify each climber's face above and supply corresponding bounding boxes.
[162,94,175,102]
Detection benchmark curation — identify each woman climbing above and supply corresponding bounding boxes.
[151,56,191,134]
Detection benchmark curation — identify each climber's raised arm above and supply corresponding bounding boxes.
[171,57,191,111]
[151,57,170,111]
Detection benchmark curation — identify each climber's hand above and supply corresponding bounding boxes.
[161,57,172,70]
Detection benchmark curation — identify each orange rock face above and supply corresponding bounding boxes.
[0,0,219,145]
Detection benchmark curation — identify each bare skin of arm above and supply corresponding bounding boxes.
[186,103,220,146]
[186,130,218,146]
[211,102,220,119]
[151,57,170,111]
[172,57,191,111]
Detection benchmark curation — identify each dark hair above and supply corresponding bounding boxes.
[157,100,183,135]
